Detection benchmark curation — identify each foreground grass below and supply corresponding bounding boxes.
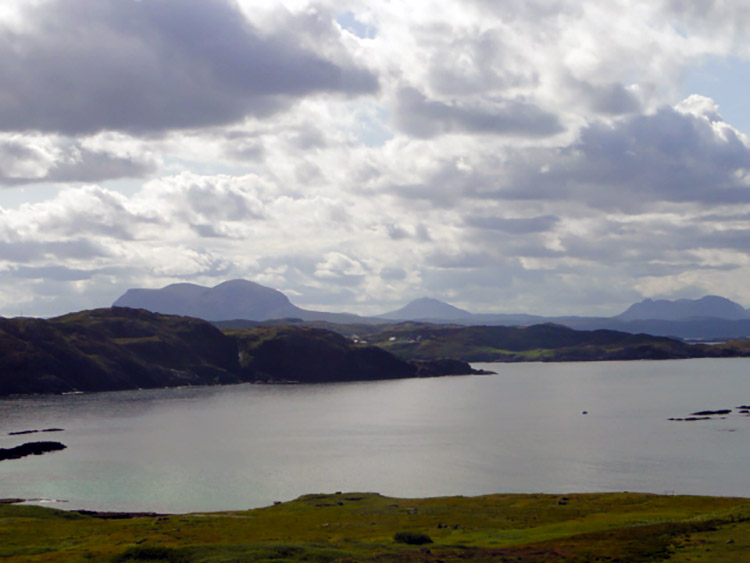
[3,492,750,562]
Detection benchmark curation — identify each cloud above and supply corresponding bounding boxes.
[565,103,750,209]
[7,185,156,241]
[0,0,378,135]
[425,27,539,97]
[578,81,642,116]
[465,215,560,234]
[460,100,750,211]
[0,239,111,263]
[0,134,156,186]
[314,252,368,282]
[11,265,107,282]
[5,0,750,318]
[394,87,564,138]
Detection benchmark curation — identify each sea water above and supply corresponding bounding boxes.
[1,358,749,513]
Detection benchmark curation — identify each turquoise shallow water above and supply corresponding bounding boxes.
[1,357,749,513]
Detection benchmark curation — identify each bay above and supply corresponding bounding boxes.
[1,358,749,513]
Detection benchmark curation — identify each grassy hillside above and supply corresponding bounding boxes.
[0,308,242,395]
[4,307,750,395]
[0,309,480,395]
[361,322,750,362]
[230,326,417,382]
[217,319,749,362]
[3,492,750,561]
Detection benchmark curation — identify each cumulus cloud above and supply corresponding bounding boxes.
[314,252,368,282]
[0,0,378,135]
[137,173,267,235]
[4,0,750,317]
[560,104,750,209]
[0,134,156,186]
[452,101,750,211]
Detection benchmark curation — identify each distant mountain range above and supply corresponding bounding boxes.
[113,279,369,324]
[113,280,750,340]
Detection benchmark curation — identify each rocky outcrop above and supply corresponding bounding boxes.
[0,441,66,461]
[408,358,495,377]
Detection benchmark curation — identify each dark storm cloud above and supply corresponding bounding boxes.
[394,87,563,138]
[0,0,378,135]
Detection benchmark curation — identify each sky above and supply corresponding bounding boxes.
[1,0,750,318]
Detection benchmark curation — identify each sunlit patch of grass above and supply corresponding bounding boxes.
[3,492,750,562]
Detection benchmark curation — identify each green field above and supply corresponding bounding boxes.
[3,492,750,562]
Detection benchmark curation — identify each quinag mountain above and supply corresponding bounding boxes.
[113,279,364,324]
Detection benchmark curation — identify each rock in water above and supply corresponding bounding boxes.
[0,441,66,461]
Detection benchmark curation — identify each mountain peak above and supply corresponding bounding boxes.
[617,295,749,321]
[113,279,297,321]
[379,297,472,320]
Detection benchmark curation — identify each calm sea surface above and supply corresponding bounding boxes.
[1,358,750,513]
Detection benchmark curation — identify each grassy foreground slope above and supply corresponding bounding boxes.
[3,492,750,562]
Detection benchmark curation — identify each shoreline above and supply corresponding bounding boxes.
[7,488,750,517]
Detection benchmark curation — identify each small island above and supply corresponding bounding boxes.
[0,441,66,461]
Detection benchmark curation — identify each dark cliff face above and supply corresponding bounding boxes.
[233,326,418,383]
